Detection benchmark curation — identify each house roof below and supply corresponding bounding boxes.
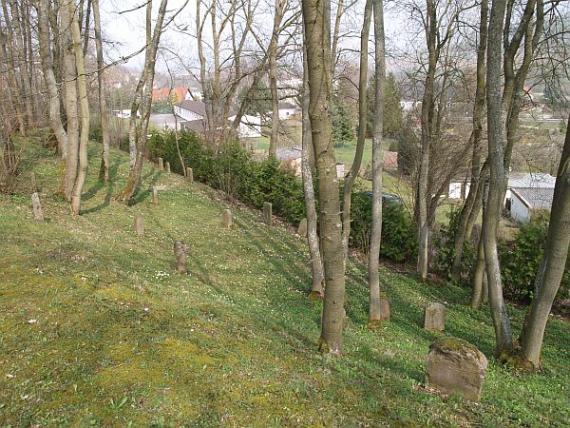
[177,100,207,117]
[279,101,298,110]
[152,87,188,102]
[276,146,302,161]
[511,187,554,210]
[508,172,556,189]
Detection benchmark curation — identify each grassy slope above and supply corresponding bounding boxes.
[0,139,569,427]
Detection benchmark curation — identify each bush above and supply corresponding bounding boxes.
[433,208,476,279]
[350,192,417,262]
[147,131,306,225]
[500,216,570,304]
[148,130,419,264]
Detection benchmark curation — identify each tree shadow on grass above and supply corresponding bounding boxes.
[80,160,123,215]
[128,170,162,206]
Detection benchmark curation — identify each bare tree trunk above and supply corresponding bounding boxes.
[471,210,486,309]
[7,0,33,127]
[520,114,570,369]
[341,0,371,259]
[268,0,283,157]
[61,1,80,202]
[68,0,90,215]
[416,0,437,282]
[92,0,111,182]
[303,0,346,354]
[330,0,345,72]
[483,0,513,357]
[451,0,488,278]
[0,0,25,134]
[37,0,68,162]
[368,0,388,325]
[302,43,324,299]
[118,0,169,202]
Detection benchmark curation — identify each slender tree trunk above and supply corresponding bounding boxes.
[451,0,488,278]
[303,0,346,354]
[61,1,80,202]
[268,0,282,157]
[368,0,388,325]
[69,0,90,215]
[0,0,25,135]
[471,209,486,309]
[92,0,111,182]
[302,44,325,299]
[341,0,371,259]
[520,114,570,369]
[37,0,68,161]
[484,0,513,357]
[118,0,169,202]
[417,0,437,282]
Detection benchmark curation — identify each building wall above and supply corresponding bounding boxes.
[173,106,202,122]
[278,108,298,120]
[511,192,531,223]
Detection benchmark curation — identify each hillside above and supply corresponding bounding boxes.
[0,138,569,427]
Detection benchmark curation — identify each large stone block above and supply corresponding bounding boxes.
[426,337,488,401]
[424,302,446,331]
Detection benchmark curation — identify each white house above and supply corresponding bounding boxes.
[510,187,554,223]
[174,100,206,122]
[505,172,556,202]
[278,101,300,120]
[228,114,262,138]
[448,179,471,200]
[174,100,261,138]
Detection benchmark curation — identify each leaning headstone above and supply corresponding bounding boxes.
[186,167,194,184]
[222,209,233,229]
[158,157,164,171]
[426,337,488,401]
[174,241,189,274]
[31,192,44,221]
[165,161,171,173]
[297,218,308,237]
[263,202,273,226]
[424,302,446,331]
[134,214,144,236]
[151,187,159,205]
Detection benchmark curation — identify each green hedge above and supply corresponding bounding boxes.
[435,210,569,305]
[147,132,306,225]
[146,130,417,265]
[350,192,417,262]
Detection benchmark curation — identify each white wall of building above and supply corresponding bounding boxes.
[448,182,471,199]
[229,114,262,138]
[511,191,531,223]
[174,105,203,122]
[278,107,298,120]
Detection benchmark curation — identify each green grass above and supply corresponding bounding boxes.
[0,138,569,427]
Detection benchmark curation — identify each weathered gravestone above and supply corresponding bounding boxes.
[158,157,164,171]
[297,218,308,237]
[187,167,194,184]
[424,302,446,331]
[174,241,189,274]
[151,187,159,205]
[31,192,44,221]
[426,337,488,401]
[134,214,144,236]
[222,209,233,229]
[165,161,171,173]
[263,202,273,226]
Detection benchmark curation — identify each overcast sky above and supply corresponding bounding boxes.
[99,0,411,74]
